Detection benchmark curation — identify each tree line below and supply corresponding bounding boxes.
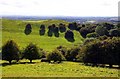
[24,22,120,42]
[2,36,120,68]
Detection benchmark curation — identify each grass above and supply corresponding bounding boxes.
[1,19,119,78]
[1,60,118,77]
[2,19,84,52]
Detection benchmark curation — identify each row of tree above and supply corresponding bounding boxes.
[2,39,79,64]
[2,37,120,68]
[24,23,75,42]
[79,23,120,38]
[24,22,120,39]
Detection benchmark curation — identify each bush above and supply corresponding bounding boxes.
[83,38,96,45]
[57,46,67,56]
[65,47,80,61]
[47,49,65,63]
[95,26,109,36]
[2,40,20,64]
[79,25,96,38]
[86,32,99,38]
[65,30,75,42]
[22,43,41,63]
[102,23,114,30]
[24,24,32,35]
[109,29,120,37]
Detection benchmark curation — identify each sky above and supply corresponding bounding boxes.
[0,0,119,16]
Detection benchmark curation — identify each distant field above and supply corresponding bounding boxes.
[2,19,84,52]
[1,60,118,77]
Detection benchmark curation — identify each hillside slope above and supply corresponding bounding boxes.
[2,19,84,51]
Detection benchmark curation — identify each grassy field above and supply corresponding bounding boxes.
[1,19,119,77]
[1,60,118,77]
[2,19,84,52]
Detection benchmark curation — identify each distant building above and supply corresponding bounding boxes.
[85,20,97,24]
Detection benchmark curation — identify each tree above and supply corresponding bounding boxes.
[22,43,41,63]
[68,22,77,30]
[24,24,32,35]
[81,37,120,67]
[2,40,20,64]
[47,49,65,63]
[102,23,114,30]
[53,27,59,37]
[79,24,96,38]
[40,24,45,30]
[59,23,66,33]
[47,25,53,37]
[57,46,67,56]
[65,30,75,42]
[86,32,99,38]
[65,47,80,61]
[39,24,46,36]
[109,29,120,37]
[79,27,89,38]
[95,26,109,36]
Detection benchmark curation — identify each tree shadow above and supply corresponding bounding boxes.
[2,61,36,67]
[65,38,75,42]
[83,63,120,69]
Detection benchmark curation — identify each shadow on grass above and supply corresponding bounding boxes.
[83,64,120,69]
[2,62,36,67]
[65,38,75,42]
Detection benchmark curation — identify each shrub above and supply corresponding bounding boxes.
[109,29,120,37]
[79,27,90,38]
[95,26,109,36]
[102,23,114,30]
[83,38,96,45]
[65,47,80,61]
[2,40,20,64]
[65,30,75,42]
[57,46,67,56]
[22,43,41,63]
[86,32,99,38]
[79,25,96,38]
[47,49,65,63]
[117,23,120,28]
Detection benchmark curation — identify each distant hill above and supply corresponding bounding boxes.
[2,16,118,23]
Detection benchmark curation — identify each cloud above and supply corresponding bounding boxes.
[0,0,119,16]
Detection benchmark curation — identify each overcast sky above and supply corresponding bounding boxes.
[0,0,119,16]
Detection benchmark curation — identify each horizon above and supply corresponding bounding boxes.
[1,15,118,17]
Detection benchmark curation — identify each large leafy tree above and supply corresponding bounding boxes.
[2,40,20,64]
[22,43,41,63]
